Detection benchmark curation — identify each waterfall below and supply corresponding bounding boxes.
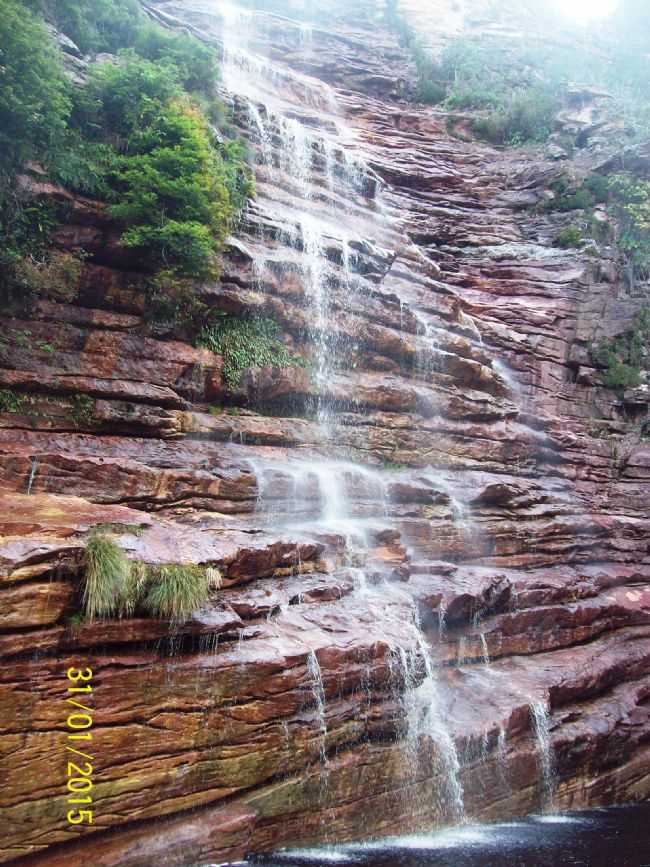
[530,698,556,811]
[26,457,38,495]
[497,725,510,796]
[479,633,491,668]
[404,627,465,822]
[215,0,376,436]
[221,0,467,833]
[307,650,329,780]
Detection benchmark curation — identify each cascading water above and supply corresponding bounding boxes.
[211,0,499,843]
[530,698,557,811]
[306,649,329,774]
[26,457,38,495]
[404,627,466,822]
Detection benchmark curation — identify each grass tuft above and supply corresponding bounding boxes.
[143,565,213,621]
[83,534,131,620]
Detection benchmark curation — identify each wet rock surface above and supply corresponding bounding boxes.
[1,1,649,865]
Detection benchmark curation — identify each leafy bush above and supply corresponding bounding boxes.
[83,533,131,620]
[554,226,583,249]
[472,86,556,146]
[607,173,650,282]
[0,388,29,413]
[0,0,71,174]
[591,308,650,390]
[50,135,118,197]
[31,0,143,55]
[77,55,181,140]
[445,85,501,111]
[109,97,231,275]
[14,250,82,301]
[1,2,253,311]
[31,0,218,93]
[132,22,218,94]
[547,174,610,212]
[75,59,251,278]
[199,314,307,388]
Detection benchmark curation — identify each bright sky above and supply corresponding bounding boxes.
[549,0,619,24]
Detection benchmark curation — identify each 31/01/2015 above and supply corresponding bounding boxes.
[65,667,94,826]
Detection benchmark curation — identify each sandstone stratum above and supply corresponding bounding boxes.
[1,0,649,864]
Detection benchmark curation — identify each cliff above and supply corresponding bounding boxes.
[1,1,649,864]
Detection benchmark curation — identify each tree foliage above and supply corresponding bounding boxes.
[0,0,253,310]
[0,0,70,173]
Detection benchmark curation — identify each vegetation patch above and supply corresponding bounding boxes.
[0,389,29,414]
[143,565,213,621]
[0,0,254,317]
[70,394,95,428]
[81,532,222,622]
[553,226,584,249]
[83,533,132,620]
[470,87,557,147]
[606,173,650,284]
[14,250,83,303]
[591,308,650,391]
[198,314,307,388]
[384,3,650,145]
[545,171,650,284]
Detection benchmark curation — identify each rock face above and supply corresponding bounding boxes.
[1,1,649,865]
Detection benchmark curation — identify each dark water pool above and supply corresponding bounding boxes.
[228,804,650,867]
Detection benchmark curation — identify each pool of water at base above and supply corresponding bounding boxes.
[213,805,650,867]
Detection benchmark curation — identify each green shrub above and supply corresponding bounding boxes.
[1,3,253,311]
[132,22,218,94]
[143,564,212,620]
[14,250,82,302]
[600,359,642,389]
[83,534,131,620]
[0,388,29,413]
[445,85,500,111]
[554,226,583,249]
[77,55,181,141]
[33,0,143,55]
[545,173,610,213]
[144,268,207,329]
[70,393,95,427]
[584,174,610,203]
[32,0,218,93]
[79,59,245,277]
[472,86,556,146]
[198,314,307,388]
[50,134,119,197]
[591,308,650,390]
[0,0,71,174]
[607,173,650,281]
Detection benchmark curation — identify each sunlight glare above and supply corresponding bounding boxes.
[550,0,619,24]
